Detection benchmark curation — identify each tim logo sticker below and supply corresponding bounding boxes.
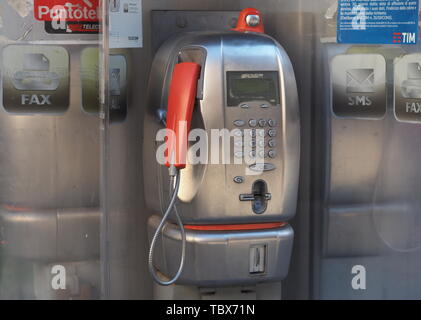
[393,32,416,44]
[34,0,100,34]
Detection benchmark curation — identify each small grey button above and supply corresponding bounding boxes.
[268,150,276,158]
[249,130,256,137]
[233,176,244,184]
[249,140,256,147]
[268,129,277,137]
[249,150,256,158]
[240,103,249,109]
[234,151,244,158]
[234,119,245,127]
[268,119,277,127]
[249,119,257,127]
[249,163,276,172]
[260,104,269,108]
[233,129,243,137]
[258,119,267,127]
[268,139,276,148]
[258,150,265,158]
[258,139,265,147]
[257,129,265,137]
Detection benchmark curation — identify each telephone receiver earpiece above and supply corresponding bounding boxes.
[165,62,201,170]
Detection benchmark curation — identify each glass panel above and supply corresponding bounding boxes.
[2,0,421,300]
[0,0,102,299]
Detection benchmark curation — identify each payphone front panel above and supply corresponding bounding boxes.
[143,31,300,225]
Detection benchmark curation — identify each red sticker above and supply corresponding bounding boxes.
[34,0,99,22]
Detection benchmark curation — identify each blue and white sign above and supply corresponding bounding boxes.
[337,0,419,44]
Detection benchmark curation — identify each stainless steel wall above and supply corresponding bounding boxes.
[3,0,419,300]
[103,0,421,300]
[0,2,101,299]
[313,44,421,299]
[310,7,421,298]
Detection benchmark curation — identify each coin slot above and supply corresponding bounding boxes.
[252,180,268,214]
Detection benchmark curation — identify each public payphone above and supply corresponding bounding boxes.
[143,8,300,287]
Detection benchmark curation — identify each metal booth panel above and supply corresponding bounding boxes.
[0,1,101,300]
[313,21,421,297]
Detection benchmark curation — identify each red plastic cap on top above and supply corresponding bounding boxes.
[232,8,264,34]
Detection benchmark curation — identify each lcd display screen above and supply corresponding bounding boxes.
[227,71,280,106]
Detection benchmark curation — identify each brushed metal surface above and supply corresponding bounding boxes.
[0,207,100,262]
[148,214,294,286]
[0,4,101,299]
[143,31,300,224]
[103,4,316,299]
[0,45,100,208]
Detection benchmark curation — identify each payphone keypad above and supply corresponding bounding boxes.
[232,117,278,160]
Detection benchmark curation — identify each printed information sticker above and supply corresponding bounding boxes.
[109,0,143,48]
[337,0,419,44]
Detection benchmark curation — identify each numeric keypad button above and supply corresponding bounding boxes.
[257,129,265,137]
[268,119,277,127]
[234,151,244,158]
[248,119,257,127]
[268,129,277,137]
[268,150,277,158]
[258,119,267,127]
[258,150,266,158]
[233,129,243,137]
[234,140,244,148]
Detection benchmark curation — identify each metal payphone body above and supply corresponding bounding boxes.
[143,14,300,286]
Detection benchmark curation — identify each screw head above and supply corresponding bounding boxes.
[246,15,260,27]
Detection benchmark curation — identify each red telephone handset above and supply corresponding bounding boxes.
[165,62,201,169]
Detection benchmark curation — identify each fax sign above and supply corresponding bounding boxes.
[394,54,421,123]
[2,45,70,114]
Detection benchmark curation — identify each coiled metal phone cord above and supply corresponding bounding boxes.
[148,168,187,285]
